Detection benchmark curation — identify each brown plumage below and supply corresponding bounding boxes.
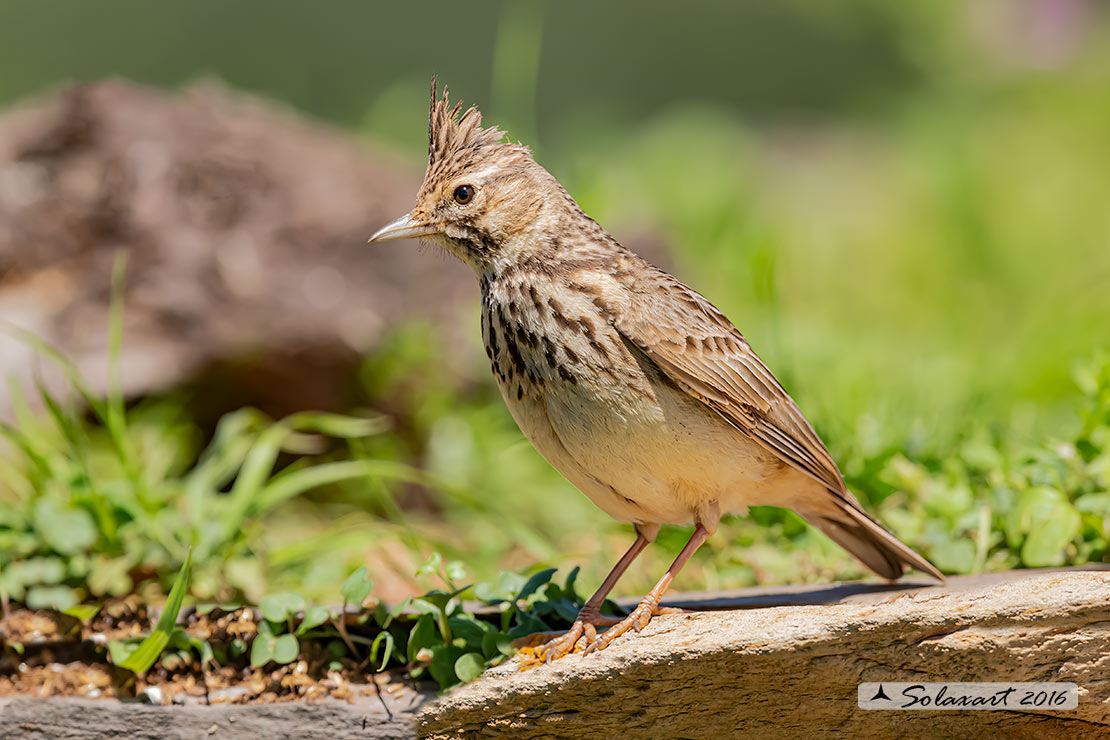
[370,80,942,661]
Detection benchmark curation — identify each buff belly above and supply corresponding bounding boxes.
[498,353,812,528]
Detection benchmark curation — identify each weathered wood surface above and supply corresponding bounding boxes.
[423,568,1110,740]
[3,568,1108,739]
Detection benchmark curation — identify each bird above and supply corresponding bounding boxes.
[369,80,943,661]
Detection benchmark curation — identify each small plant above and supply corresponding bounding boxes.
[81,557,589,692]
[389,554,584,688]
[0,313,424,609]
[108,550,196,675]
[873,353,1110,574]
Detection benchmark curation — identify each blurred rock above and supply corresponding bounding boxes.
[0,80,476,421]
[0,80,671,423]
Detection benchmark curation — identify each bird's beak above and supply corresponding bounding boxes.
[367,213,439,243]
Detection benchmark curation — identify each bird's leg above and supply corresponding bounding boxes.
[582,522,712,655]
[534,526,656,662]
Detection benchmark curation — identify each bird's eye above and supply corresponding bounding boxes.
[453,184,475,205]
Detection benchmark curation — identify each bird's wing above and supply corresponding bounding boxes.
[615,269,848,496]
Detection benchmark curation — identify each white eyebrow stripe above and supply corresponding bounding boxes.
[458,164,501,183]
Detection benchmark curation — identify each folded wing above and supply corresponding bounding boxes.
[616,269,847,499]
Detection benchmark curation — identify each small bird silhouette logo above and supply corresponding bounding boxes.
[871,685,892,701]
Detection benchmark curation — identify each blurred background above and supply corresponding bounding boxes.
[0,0,1108,610]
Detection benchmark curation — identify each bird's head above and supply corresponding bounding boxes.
[369,79,558,271]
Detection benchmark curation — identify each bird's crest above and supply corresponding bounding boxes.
[427,77,528,175]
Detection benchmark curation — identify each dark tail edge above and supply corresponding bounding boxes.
[803,500,945,583]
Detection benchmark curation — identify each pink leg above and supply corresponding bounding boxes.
[535,526,655,662]
[582,522,711,654]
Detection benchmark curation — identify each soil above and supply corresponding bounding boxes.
[0,602,420,707]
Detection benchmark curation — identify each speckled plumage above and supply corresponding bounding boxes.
[370,80,942,659]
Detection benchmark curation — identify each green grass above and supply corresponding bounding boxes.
[0,312,431,608]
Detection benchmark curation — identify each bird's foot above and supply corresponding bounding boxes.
[533,607,622,663]
[581,593,680,655]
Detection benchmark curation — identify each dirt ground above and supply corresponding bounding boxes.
[0,602,419,707]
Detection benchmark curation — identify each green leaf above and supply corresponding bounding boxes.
[87,556,133,597]
[411,591,453,616]
[169,629,215,667]
[1075,493,1110,513]
[296,605,331,635]
[64,604,102,622]
[250,620,300,667]
[407,614,438,662]
[1021,503,1081,567]
[219,423,291,539]
[0,418,52,479]
[444,560,467,583]
[563,566,581,603]
[448,616,489,648]
[550,598,581,623]
[26,585,78,610]
[415,552,443,577]
[1005,486,1065,545]
[286,412,390,440]
[341,567,373,607]
[229,638,247,659]
[33,374,84,450]
[370,630,395,671]
[481,631,514,660]
[104,251,129,457]
[252,459,418,516]
[33,498,97,555]
[453,652,487,683]
[472,581,498,603]
[251,621,276,667]
[272,633,300,665]
[118,549,192,674]
[928,539,976,573]
[108,639,139,666]
[6,556,66,587]
[474,570,526,603]
[507,611,548,639]
[429,645,465,688]
[516,568,558,601]
[260,592,306,623]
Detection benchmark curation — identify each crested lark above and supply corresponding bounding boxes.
[370,81,942,660]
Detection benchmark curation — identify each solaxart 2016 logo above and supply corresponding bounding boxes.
[858,683,1078,711]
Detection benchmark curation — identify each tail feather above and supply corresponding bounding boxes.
[803,500,944,582]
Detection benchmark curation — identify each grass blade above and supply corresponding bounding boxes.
[119,549,192,674]
[105,251,128,448]
[251,459,428,516]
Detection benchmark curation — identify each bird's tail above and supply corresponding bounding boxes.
[801,497,944,582]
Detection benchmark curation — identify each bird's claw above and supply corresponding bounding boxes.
[533,609,621,663]
[581,595,669,655]
[532,598,686,662]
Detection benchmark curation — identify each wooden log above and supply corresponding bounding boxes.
[421,569,1110,739]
